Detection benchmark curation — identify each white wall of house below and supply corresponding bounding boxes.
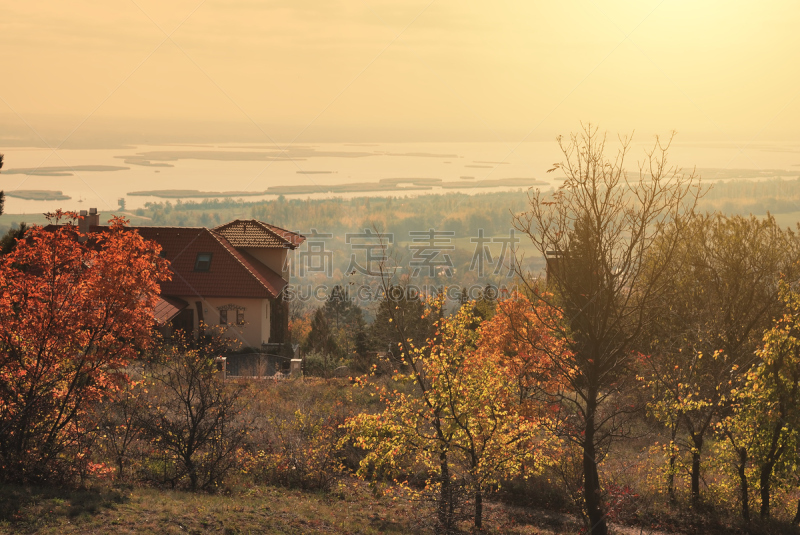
[179,296,271,349]
[244,248,289,282]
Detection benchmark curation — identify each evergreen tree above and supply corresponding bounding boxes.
[303,308,339,359]
[322,284,365,357]
[0,223,27,256]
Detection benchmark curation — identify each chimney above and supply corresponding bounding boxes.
[79,208,100,233]
[88,207,100,227]
[78,208,100,240]
[78,209,89,235]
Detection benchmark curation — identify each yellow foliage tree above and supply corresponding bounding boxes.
[345,299,553,532]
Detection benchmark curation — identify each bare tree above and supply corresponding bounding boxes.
[99,372,147,481]
[140,335,250,491]
[511,124,701,535]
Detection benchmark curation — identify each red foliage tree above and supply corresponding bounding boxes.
[0,211,170,482]
[477,293,570,408]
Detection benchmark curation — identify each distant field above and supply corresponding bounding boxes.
[0,212,149,228]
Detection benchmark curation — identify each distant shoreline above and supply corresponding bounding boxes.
[126,177,548,198]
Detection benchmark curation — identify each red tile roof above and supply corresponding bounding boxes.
[214,220,305,249]
[127,226,288,299]
[260,222,306,248]
[43,220,293,300]
[209,230,288,298]
[153,295,188,325]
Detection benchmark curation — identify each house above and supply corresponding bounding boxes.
[76,209,305,349]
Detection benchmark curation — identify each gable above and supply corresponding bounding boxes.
[213,219,305,249]
[131,227,286,299]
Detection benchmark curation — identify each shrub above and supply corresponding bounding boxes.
[242,378,360,491]
[137,346,250,491]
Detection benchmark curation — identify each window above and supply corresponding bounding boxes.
[236,309,245,325]
[219,309,227,325]
[194,252,213,272]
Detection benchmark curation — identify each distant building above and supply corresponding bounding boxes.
[545,249,562,282]
[71,209,305,348]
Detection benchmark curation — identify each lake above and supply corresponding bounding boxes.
[1,140,798,215]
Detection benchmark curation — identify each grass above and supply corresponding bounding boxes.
[2,476,800,534]
[8,477,796,535]
[0,477,620,535]
[0,480,415,535]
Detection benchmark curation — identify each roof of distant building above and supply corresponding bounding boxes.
[214,219,305,249]
[44,218,303,300]
[131,226,289,299]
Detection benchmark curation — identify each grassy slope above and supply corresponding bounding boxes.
[0,479,600,535]
[5,479,796,535]
[0,482,415,535]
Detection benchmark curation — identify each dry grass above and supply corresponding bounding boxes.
[0,480,416,535]
[3,477,800,534]
[0,477,643,535]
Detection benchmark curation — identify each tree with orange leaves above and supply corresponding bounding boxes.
[476,292,573,409]
[0,211,170,483]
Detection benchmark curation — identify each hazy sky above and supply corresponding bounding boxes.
[1,1,798,146]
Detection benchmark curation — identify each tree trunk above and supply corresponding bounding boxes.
[690,434,703,506]
[737,447,749,521]
[583,396,608,535]
[667,455,676,504]
[792,498,800,525]
[759,424,786,520]
[667,424,678,504]
[437,449,452,534]
[475,490,483,530]
[186,456,198,491]
[760,460,775,519]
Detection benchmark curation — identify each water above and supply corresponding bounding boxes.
[1,141,798,215]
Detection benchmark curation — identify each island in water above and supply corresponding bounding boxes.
[5,190,71,201]
[127,176,548,198]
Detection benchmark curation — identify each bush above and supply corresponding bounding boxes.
[303,351,347,377]
[242,378,365,491]
[136,351,250,491]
